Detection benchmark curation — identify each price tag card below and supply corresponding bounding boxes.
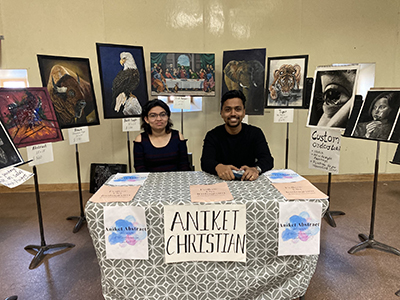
[123,118,141,132]
[27,143,54,166]
[173,96,191,110]
[68,127,89,145]
[242,115,249,124]
[274,109,294,123]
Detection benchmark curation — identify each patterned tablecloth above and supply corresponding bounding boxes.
[85,171,328,300]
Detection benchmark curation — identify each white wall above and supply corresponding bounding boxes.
[1,0,399,185]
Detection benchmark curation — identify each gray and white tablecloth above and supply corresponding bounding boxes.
[85,171,328,300]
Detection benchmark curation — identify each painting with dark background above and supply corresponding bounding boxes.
[0,119,23,169]
[150,52,215,97]
[222,48,266,115]
[0,87,63,148]
[97,43,148,119]
[37,54,100,129]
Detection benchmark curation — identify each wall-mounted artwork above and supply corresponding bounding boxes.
[266,55,309,109]
[0,88,63,148]
[37,54,100,129]
[150,52,215,97]
[222,48,266,115]
[307,65,359,129]
[348,90,400,142]
[0,119,23,169]
[97,43,148,119]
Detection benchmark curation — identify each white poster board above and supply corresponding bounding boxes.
[164,204,246,263]
[309,129,341,174]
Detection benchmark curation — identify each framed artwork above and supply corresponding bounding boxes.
[90,163,127,193]
[150,52,215,97]
[307,65,359,129]
[0,119,23,169]
[391,143,400,164]
[266,55,309,109]
[97,43,148,119]
[0,88,63,148]
[347,90,400,143]
[37,54,100,129]
[222,48,266,115]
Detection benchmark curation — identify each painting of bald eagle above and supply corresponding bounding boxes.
[96,43,148,119]
[112,52,141,115]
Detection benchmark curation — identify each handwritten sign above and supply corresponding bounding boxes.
[190,182,233,203]
[68,127,89,145]
[272,180,328,200]
[173,96,191,110]
[104,205,148,259]
[27,143,54,166]
[0,166,34,188]
[278,202,322,256]
[123,118,141,132]
[164,204,246,263]
[274,109,294,123]
[89,185,140,203]
[309,129,341,174]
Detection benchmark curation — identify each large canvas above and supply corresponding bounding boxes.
[348,90,400,142]
[0,88,63,148]
[37,54,100,129]
[0,119,23,169]
[150,52,215,97]
[307,65,359,129]
[97,43,148,119]
[222,48,266,115]
[266,55,309,108]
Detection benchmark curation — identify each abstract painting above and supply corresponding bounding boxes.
[266,55,309,108]
[150,52,215,97]
[97,43,148,119]
[222,48,266,115]
[0,88,63,148]
[0,119,23,169]
[37,54,100,129]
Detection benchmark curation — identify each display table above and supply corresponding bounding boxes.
[85,171,328,300]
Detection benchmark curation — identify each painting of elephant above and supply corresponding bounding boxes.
[222,49,266,115]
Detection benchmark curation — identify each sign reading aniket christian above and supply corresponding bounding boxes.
[164,204,246,263]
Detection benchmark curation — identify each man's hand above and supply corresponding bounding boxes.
[240,166,259,181]
[215,164,239,181]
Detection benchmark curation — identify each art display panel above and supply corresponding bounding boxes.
[266,55,309,109]
[150,52,215,97]
[0,119,23,169]
[97,43,148,119]
[222,48,266,115]
[0,88,63,148]
[307,65,359,129]
[37,54,100,129]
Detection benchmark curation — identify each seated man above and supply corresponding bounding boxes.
[201,90,274,181]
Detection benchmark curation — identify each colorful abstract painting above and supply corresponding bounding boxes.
[0,88,63,148]
[37,54,100,129]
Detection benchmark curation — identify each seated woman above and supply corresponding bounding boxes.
[134,99,191,172]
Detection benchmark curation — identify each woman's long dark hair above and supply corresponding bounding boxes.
[141,99,173,134]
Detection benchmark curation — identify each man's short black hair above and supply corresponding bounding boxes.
[221,90,246,111]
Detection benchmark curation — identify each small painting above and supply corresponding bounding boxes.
[266,55,309,109]
[37,54,100,129]
[307,65,359,129]
[150,52,215,97]
[222,48,266,115]
[97,43,148,119]
[0,88,63,148]
[0,119,23,169]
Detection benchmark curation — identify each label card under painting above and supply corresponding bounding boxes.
[27,143,54,166]
[173,96,191,110]
[274,109,294,123]
[104,205,148,260]
[278,202,322,256]
[68,127,89,145]
[0,166,34,188]
[164,204,246,263]
[123,118,141,132]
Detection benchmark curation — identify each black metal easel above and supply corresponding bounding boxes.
[348,141,400,255]
[66,144,86,233]
[285,123,289,169]
[127,132,132,172]
[323,172,346,227]
[24,166,74,269]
